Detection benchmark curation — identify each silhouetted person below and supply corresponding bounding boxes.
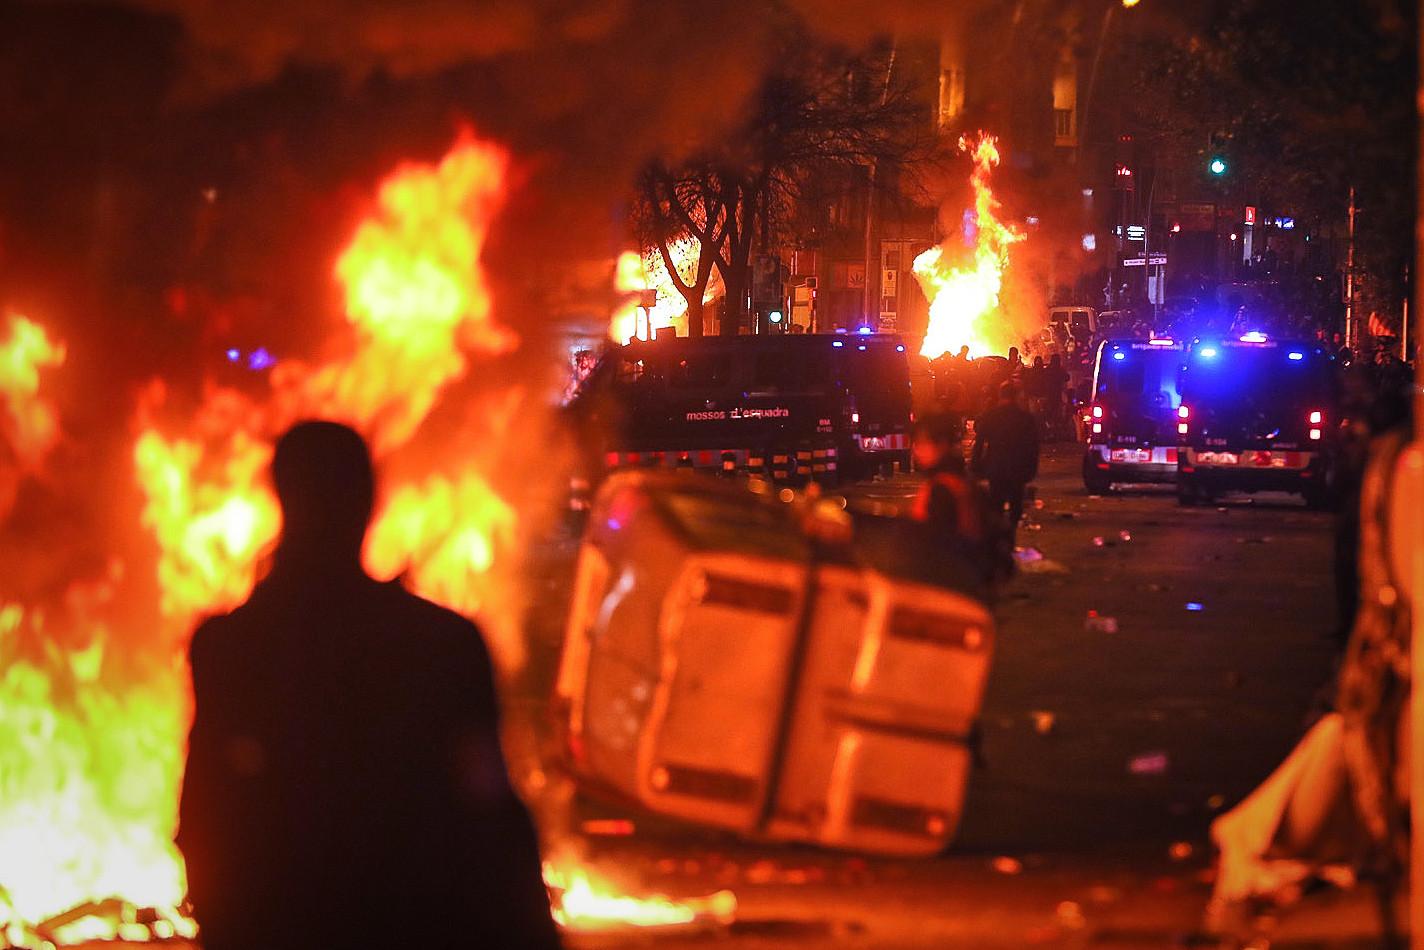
[972,382,1040,544]
[178,421,560,950]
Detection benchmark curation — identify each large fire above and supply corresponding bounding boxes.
[913,133,1025,359]
[609,238,721,345]
[0,131,722,946]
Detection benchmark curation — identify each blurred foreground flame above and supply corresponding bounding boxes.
[0,133,540,946]
[913,133,1024,359]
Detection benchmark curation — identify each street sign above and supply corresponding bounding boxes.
[1121,255,1168,268]
[1126,225,1145,241]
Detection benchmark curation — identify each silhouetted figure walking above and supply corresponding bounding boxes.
[178,421,560,950]
[972,382,1040,545]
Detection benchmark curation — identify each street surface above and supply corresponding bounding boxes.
[525,443,1384,949]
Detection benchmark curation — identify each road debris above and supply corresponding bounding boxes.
[991,856,1023,875]
[1128,751,1170,775]
[1082,612,1116,635]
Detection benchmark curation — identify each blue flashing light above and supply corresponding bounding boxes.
[225,348,241,363]
[857,326,874,335]
[857,344,868,351]
[896,344,906,352]
[247,347,276,371]
[1239,331,1268,343]
[1148,338,1174,346]
[1112,351,1126,361]
[1198,346,1219,359]
[1185,602,1205,612]
[832,340,844,348]
[1288,351,1305,361]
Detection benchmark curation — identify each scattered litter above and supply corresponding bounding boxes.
[1033,499,1046,510]
[1168,841,1195,861]
[1030,710,1056,735]
[1084,611,1119,634]
[991,856,1023,875]
[1206,794,1226,810]
[1091,535,1106,547]
[1055,901,1087,930]
[1185,602,1205,612]
[1017,549,1070,574]
[1087,885,1123,905]
[1128,751,1170,775]
[1118,530,1132,542]
[1022,521,1042,532]
[581,818,635,836]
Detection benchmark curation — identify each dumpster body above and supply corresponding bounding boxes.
[555,472,994,856]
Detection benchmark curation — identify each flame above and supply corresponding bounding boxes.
[0,314,66,469]
[913,133,1025,359]
[0,133,536,945]
[543,860,736,933]
[609,239,720,344]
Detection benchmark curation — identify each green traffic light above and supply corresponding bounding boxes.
[1209,157,1228,176]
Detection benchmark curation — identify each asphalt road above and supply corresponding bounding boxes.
[531,443,1372,949]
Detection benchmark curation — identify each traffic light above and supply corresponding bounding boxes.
[1208,156,1228,177]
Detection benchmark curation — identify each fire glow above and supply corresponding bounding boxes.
[1,131,728,946]
[609,238,721,345]
[913,133,1025,360]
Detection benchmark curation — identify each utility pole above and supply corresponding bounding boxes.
[1346,185,1357,349]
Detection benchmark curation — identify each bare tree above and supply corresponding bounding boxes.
[633,19,934,336]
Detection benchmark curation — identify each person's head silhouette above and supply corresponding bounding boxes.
[271,421,374,567]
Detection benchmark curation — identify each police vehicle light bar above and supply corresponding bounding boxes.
[1112,351,1126,361]
[1198,346,1219,358]
[1239,331,1268,343]
[1147,338,1175,346]
[1288,351,1304,361]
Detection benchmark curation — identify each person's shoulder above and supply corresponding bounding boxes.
[378,580,490,655]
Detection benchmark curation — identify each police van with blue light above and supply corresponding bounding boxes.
[1082,337,1187,493]
[1175,332,1338,507]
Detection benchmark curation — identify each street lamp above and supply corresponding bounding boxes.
[1209,156,1228,177]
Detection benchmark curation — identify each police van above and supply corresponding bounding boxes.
[1082,338,1187,493]
[1175,333,1338,507]
[568,332,913,484]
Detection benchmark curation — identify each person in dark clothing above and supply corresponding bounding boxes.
[972,382,1040,544]
[178,421,561,950]
[912,412,1005,588]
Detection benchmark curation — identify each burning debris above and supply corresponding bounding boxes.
[544,859,737,935]
[913,133,1025,360]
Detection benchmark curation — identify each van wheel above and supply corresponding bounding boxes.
[1177,477,1201,507]
[1303,485,1333,511]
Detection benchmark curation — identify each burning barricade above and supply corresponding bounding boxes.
[555,472,995,857]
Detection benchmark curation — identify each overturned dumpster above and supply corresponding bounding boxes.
[554,471,994,857]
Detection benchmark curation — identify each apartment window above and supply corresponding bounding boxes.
[1054,108,1075,141]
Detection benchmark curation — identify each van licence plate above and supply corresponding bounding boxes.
[1110,448,1151,463]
